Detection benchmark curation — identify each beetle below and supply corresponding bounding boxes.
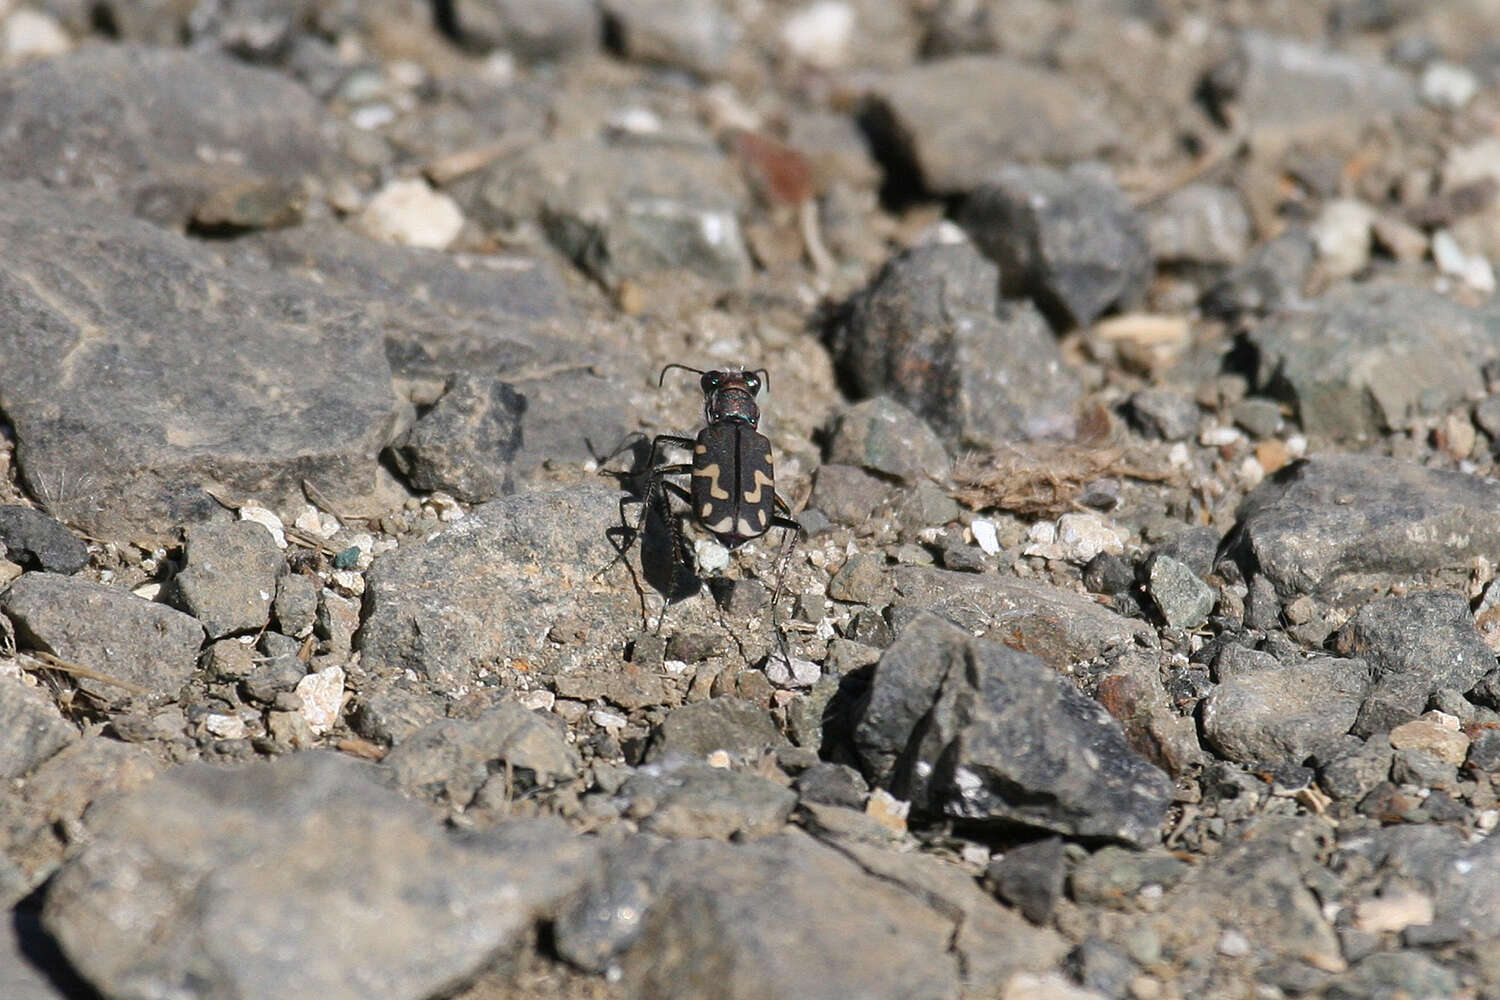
[612,363,801,660]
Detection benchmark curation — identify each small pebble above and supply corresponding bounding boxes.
[239,505,287,548]
[971,518,1001,555]
[295,664,345,734]
[1421,61,1480,110]
[357,178,464,251]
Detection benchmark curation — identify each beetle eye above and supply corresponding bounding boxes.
[745,375,760,392]
[700,373,719,392]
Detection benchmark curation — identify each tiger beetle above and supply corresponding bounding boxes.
[616,363,801,666]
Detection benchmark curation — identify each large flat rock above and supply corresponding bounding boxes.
[1226,454,1500,600]
[358,485,642,690]
[0,182,401,543]
[42,752,598,1000]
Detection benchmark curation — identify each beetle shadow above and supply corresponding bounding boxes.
[592,433,701,606]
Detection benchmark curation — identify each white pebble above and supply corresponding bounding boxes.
[203,713,247,740]
[357,178,464,251]
[765,652,822,688]
[1055,512,1124,562]
[296,665,345,734]
[695,537,731,575]
[329,570,365,597]
[1432,230,1496,294]
[1284,434,1308,459]
[1027,521,1057,546]
[1216,929,1251,958]
[781,1,854,70]
[518,689,555,712]
[1237,455,1265,489]
[971,518,1001,555]
[239,505,287,548]
[1199,424,1243,447]
[1311,199,1374,281]
[1421,61,1480,110]
[590,708,627,730]
[3,8,71,60]
[706,749,732,768]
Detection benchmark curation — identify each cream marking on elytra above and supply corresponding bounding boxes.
[742,468,775,504]
[693,463,731,500]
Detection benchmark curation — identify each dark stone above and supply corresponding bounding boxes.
[0,183,400,544]
[664,630,726,663]
[598,0,739,78]
[1391,748,1456,791]
[1145,183,1251,265]
[1126,388,1199,442]
[1201,653,1367,765]
[1202,227,1314,318]
[827,553,890,605]
[1468,727,1500,771]
[853,613,1172,846]
[1154,526,1222,581]
[1232,397,1284,438]
[845,608,893,648]
[1245,285,1500,441]
[961,163,1151,328]
[0,507,88,574]
[1227,454,1500,600]
[985,836,1067,924]
[1,572,203,704]
[352,684,444,746]
[836,241,1079,449]
[709,577,767,616]
[1333,590,1495,736]
[240,654,307,705]
[1094,651,1204,776]
[1317,738,1394,802]
[1083,552,1135,595]
[389,373,525,502]
[794,762,869,809]
[859,55,1120,195]
[825,396,950,485]
[258,630,302,660]
[42,753,599,1000]
[1069,845,1189,907]
[168,521,284,640]
[644,697,789,765]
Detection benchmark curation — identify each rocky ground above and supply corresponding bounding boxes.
[3,1,1500,998]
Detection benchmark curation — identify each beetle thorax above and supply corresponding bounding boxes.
[705,387,760,427]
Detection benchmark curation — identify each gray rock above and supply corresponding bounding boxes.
[1232,397,1284,438]
[1094,650,1204,777]
[1227,454,1500,599]
[1202,227,1314,318]
[389,373,525,502]
[242,223,577,384]
[1245,285,1500,441]
[241,653,306,704]
[889,565,1151,671]
[0,45,336,223]
[556,832,962,998]
[352,683,445,746]
[1137,816,1343,975]
[360,486,639,689]
[0,507,87,574]
[826,552,891,604]
[43,752,599,1000]
[1126,388,1199,442]
[384,702,581,807]
[1069,845,1189,907]
[987,836,1068,924]
[1144,554,1215,630]
[2,572,203,703]
[808,464,890,526]
[1145,184,1252,265]
[272,573,319,638]
[1316,737,1394,802]
[1066,939,1137,1000]
[644,697,789,765]
[1323,952,1458,1000]
[0,183,400,544]
[1208,31,1417,139]
[1470,727,1500,771]
[825,396,950,485]
[600,0,739,78]
[854,614,1172,846]
[859,55,1120,194]
[962,163,1151,328]
[446,0,600,59]
[1334,590,1495,736]
[794,762,868,809]
[617,758,797,839]
[168,520,283,640]
[1200,654,1367,765]
[478,138,750,290]
[0,673,74,780]
[838,242,1079,448]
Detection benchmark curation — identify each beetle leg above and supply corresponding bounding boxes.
[766,494,802,673]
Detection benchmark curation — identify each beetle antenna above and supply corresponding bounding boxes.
[658,363,706,387]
